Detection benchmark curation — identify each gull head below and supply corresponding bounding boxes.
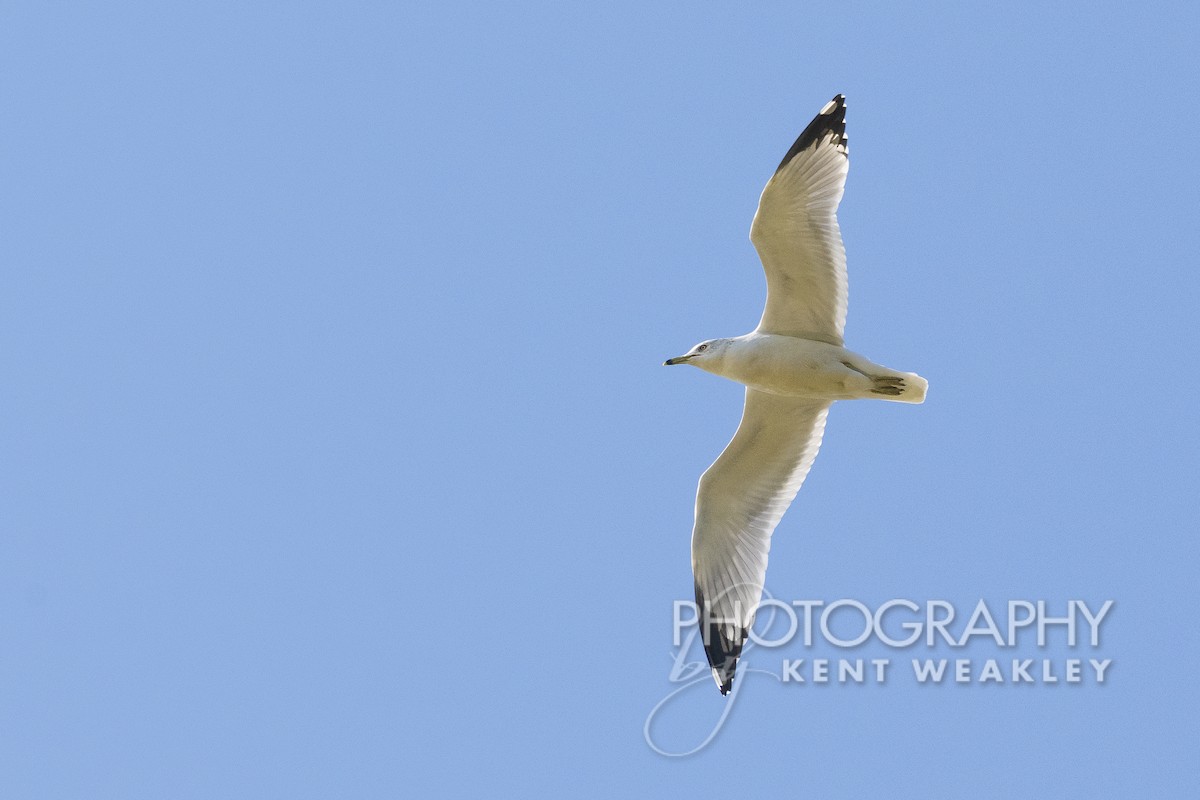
[664,338,730,367]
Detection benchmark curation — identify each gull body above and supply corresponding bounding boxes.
[666,333,926,403]
[665,94,927,695]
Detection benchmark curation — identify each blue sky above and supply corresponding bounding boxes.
[3,1,1198,796]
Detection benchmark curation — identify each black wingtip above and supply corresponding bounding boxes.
[774,93,848,173]
[696,582,746,697]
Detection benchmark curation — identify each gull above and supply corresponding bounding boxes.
[664,95,927,695]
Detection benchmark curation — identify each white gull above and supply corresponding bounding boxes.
[665,94,927,695]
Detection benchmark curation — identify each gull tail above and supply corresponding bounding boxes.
[869,370,928,404]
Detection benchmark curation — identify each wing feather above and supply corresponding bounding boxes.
[750,94,850,344]
[691,389,830,694]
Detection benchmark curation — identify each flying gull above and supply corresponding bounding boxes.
[665,95,927,695]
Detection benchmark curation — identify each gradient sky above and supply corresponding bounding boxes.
[3,1,1198,797]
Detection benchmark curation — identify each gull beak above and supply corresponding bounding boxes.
[664,355,691,366]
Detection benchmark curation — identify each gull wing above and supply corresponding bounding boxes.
[691,389,830,694]
[750,94,850,345]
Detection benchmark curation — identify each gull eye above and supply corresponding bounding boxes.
[697,343,708,352]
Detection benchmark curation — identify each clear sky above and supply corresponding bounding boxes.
[3,1,1198,796]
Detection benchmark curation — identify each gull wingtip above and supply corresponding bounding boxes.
[774,92,849,173]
